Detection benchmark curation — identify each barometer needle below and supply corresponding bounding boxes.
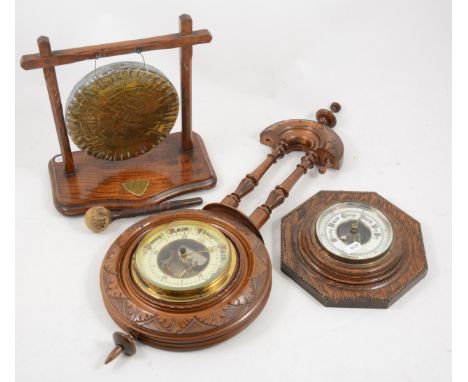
[180,264,195,278]
[351,210,365,232]
[356,210,365,225]
[186,245,223,256]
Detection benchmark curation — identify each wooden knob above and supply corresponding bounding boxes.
[319,158,332,174]
[315,102,341,128]
[84,206,112,233]
[330,102,341,113]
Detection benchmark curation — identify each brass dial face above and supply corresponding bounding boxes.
[315,202,394,261]
[132,220,237,302]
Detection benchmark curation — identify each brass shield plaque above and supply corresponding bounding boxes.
[121,179,150,197]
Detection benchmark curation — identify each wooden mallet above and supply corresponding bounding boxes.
[84,197,203,233]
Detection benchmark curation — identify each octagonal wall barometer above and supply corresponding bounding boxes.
[100,103,344,363]
[281,191,428,308]
[20,14,217,216]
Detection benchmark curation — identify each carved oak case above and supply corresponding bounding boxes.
[101,208,271,351]
[281,191,428,308]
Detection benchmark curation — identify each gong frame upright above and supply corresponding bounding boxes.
[19,14,217,215]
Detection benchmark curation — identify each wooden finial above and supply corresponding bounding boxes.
[104,332,136,365]
[316,102,341,128]
[319,158,332,174]
[104,345,123,365]
[330,102,341,113]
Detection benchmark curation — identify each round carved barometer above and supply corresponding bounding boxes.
[101,208,271,362]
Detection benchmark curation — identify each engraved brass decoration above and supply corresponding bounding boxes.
[121,179,150,197]
[66,62,179,160]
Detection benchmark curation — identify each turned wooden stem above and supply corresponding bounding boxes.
[37,36,75,175]
[221,140,288,207]
[249,151,319,229]
[180,14,193,151]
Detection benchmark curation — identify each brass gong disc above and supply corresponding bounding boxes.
[65,61,179,160]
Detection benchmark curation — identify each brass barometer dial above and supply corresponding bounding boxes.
[132,220,237,302]
[315,202,393,261]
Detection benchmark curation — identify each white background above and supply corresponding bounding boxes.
[15,1,451,381]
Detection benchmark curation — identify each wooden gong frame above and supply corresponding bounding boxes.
[19,14,217,215]
[100,104,344,362]
[281,191,428,308]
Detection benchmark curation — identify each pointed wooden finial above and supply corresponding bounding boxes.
[104,345,123,364]
[104,332,136,365]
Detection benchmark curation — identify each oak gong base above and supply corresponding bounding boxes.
[49,132,216,216]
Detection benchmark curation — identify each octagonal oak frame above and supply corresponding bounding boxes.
[19,14,217,215]
[100,103,345,363]
[281,191,428,308]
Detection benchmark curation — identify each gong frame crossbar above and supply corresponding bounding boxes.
[19,14,217,216]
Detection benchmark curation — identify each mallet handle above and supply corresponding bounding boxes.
[111,197,203,220]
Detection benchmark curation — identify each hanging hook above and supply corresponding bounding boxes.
[94,53,100,78]
[135,48,146,68]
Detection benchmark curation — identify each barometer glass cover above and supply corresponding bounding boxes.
[315,202,393,260]
[132,220,237,302]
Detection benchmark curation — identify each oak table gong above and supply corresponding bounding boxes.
[20,14,217,216]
